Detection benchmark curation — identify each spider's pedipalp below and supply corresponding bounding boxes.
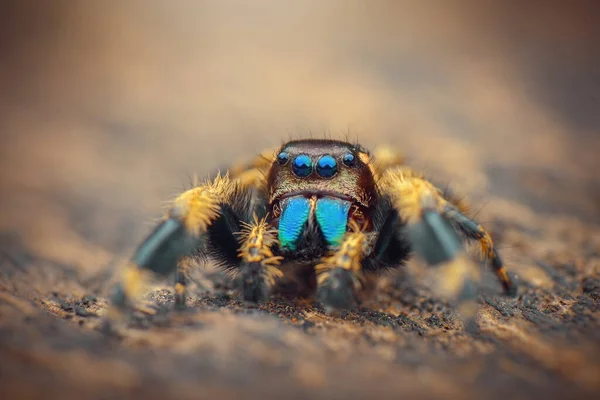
[315,221,368,312]
[235,214,283,302]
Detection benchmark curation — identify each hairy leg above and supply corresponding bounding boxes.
[173,257,197,309]
[235,215,283,302]
[366,145,406,180]
[106,175,237,323]
[378,167,516,322]
[443,206,516,296]
[379,167,464,264]
[315,221,369,312]
[227,147,276,188]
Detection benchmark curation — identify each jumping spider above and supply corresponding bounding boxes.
[108,139,516,323]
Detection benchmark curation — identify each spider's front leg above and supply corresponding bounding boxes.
[378,167,517,320]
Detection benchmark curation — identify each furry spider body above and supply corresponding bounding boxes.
[108,139,516,322]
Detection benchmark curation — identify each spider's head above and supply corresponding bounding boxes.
[266,139,376,250]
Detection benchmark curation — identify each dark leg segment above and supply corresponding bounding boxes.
[105,176,234,323]
[364,201,411,272]
[174,260,189,309]
[376,168,489,322]
[406,210,462,266]
[371,166,518,328]
[378,168,465,265]
[443,206,517,296]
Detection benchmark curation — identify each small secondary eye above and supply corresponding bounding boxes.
[316,155,338,178]
[277,151,289,165]
[342,153,356,166]
[292,154,312,177]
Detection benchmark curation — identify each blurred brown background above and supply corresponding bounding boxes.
[1,2,599,257]
[1,2,600,399]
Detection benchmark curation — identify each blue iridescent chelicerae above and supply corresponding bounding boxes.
[278,197,311,250]
[314,197,350,246]
[278,196,351,250]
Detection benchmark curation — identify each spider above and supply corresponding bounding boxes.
[107,139,516,323]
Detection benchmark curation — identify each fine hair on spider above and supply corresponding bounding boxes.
[103,138,517,331]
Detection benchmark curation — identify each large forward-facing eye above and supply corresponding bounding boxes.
[292,154,312,177]
[316,155,338,178]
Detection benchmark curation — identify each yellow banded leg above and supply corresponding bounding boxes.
[379,167,482,323]
[104,262,151,322]
[475,225,515,295]
[367,146,405,180]
[316,222,368,313]
[236,215,283,302]
[107,174,234,324]
[379,167,448,222]
[228,147,276,188]
[379,167,465,263]
[442,206,517,296]
[174,257,196,309]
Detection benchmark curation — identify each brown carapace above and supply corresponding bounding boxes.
[107,139,516,328]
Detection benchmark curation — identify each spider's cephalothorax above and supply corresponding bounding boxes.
[107,139,517,325]
[266,140,377,259]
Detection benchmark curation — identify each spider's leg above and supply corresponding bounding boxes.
[235,215,283,302]
[173,257,195,309]
[226,146,277,188]
[379,167,467,264]
[106,174,238,321]
[368,145,405,180]
[315,221,368,312]
[378,167,489,320]
[443,205,517,296]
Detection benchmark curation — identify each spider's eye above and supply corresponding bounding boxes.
[292,154,312,177]
[342,152,356,166]
[277,151,289,165]
[316,155,338,178]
